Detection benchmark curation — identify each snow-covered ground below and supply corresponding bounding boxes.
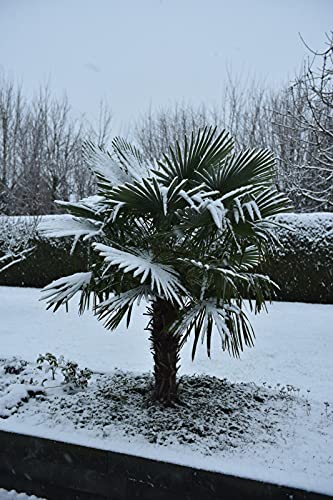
[0,489,44,500]
[0,286,332,495]
[1,287,331,399]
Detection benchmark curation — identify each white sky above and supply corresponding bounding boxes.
[0,0,332,133]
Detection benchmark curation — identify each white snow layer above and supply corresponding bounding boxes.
[93,244,186,304]
[0,490,44,500]
[0,384,30,418]
[0,286,332,495]
[38,215,102,240]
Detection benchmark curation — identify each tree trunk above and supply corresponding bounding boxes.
[149,298,181,405]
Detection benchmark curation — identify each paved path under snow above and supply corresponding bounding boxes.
[0,286,332,400]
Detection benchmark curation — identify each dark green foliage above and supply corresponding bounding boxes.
[261,214,333,304]
[0,237,88,288]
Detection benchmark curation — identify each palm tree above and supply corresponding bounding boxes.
[40,127,291,405]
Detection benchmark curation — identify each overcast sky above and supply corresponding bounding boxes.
[0,0,332,133]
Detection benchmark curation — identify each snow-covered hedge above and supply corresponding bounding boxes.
[0,216,88,288]
[261,213,333,304]
[0,213,332,303]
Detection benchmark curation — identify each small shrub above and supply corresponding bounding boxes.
[37,353,92,389]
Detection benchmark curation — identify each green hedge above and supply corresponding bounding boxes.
[0,214,332,303]
[261,213,333,304]
[0,237,88,288]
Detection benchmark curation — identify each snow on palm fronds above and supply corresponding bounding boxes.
[56,195,107,217]
[83,138,150,188]
[38,215,103,241]
[93,244,186,305]
[112,136,151,182]
[178,186,264,231]
[40,272,92,311]
[83,142,130,186]
[179,189,228,229]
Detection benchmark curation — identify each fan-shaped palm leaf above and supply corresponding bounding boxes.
[173,299,254,359]
[112,137,150,181]
[40,272,92,312]
[93,243,187,304]
[198,148,276,196]
[55,195,106,221]
[95,285,152,329]
[38,216,102,240]
[82,142,130,186]
[156,126,234,183]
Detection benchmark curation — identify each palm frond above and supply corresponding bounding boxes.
[198,148,276,195]
[255,188,293,218]
[235,245,261,271]
[107,176,193,218]
[95,286,152,329]
[112,137,150,181]
[173,299,254,359]
[55,195,106,220]
[40,272,92,312]
[38,216,102,240]
[156,127,234,182]
[83,141,130,186]
[176,188,230,231]
[93,244,187,304]
[108,177,170,216]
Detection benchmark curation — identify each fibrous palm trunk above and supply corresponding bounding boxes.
[149,298,181,405]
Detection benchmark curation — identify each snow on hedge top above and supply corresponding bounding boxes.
[273,213,333,250]
[275,212,333,227]
[1,212,332,247]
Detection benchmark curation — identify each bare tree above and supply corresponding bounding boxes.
[85,100,113,148]
[133,75,277,160]
[0,77,113,215]
[272,33,333,210]
[133,39,333,213]
[133,101,223,161]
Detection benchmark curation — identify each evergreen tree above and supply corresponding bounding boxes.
[41,127,291,404]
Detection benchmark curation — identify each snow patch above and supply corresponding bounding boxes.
[0,489,45,500]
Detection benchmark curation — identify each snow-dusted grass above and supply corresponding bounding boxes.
[0,286,333,495]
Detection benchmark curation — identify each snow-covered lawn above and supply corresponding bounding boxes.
[0,286,332,495]
[1,287,331,399]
